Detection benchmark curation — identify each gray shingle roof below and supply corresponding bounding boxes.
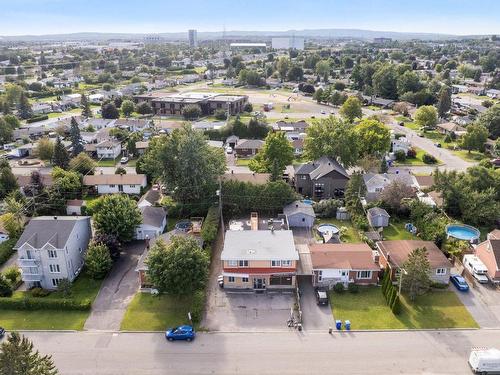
[295,156,349,180]
[283,200,316,218]
[367,207,390,218]
[14,216,90,249]
[140,206,166,228]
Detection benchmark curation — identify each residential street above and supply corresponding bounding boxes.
[83,242,144,331]
[20,329,500,374]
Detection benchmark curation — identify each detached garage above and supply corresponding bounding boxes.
[284,200,316,228]
[135,206,167,240]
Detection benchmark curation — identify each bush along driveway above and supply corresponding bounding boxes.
[84,241,144,331]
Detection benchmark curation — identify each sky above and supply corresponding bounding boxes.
[0,0,499,36]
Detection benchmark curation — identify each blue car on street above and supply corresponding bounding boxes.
[450,274,469,291]
[165,325,196,342]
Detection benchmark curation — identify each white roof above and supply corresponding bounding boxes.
[221,230,298,261]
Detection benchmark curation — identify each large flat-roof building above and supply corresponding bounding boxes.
[134,91,248,116]
[272,37,304,50]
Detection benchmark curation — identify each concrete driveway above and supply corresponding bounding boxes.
[453,282,500,328]
[298,276,334,331]
[84,241,144,331]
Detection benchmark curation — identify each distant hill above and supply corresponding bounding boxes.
[0,28,491,42]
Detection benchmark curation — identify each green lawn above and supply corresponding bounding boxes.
[395,147,442,166]
[404,122,420,131]
[97,159,118,167]
[315,218,362,243]
[235,158,253,166]
[331,287,478,330]
[121,293,196,331]
[452,150,488,162]
[0,272,103,331]
[382,221,416,240]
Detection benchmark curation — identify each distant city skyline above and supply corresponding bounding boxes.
[0,0,499,36]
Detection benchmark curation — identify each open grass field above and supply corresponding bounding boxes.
[331,287,478,330]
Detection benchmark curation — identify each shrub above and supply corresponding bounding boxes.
[351,214,369,231]
[444,134,452,143]
[3,266,21,286]
[243,103,253,113]
[57,278,72,297]
[406,148,417,158]
[214,109,227,120]
[190,290,206,324]
[347,283,359,294]
[391,294,401,315]
[0,239,16,266]
[85,242,113,279]
[422,153,437,164]
[333,282,345,294]
[30,287,50,297]
[201,206,220,245]
[431,281,449,289]
[0,297,91,311]
[313,199,341,218]
[0,274,12,297]
[182,104,202,120]
[394,150,406,162]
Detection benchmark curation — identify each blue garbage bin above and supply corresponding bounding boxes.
[335,320,342,330]
[345,320,351,330]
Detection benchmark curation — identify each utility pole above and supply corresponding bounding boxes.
[217,179,225,240]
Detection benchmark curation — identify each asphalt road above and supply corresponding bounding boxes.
[20,329,498,374]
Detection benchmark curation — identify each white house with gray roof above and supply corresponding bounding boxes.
[362,173,417,202]
[15,216,92,290]
[135,206,167,240]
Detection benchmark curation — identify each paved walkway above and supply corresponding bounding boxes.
[83,241,144,331]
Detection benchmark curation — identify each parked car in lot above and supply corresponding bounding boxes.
[217,275,224,288]
[165,325,195,342]
[315,290,329,306]
[450,274,469,291]
[226,146,233,154]
[120,156,129,164]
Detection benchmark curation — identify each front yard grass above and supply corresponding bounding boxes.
[0,271,103,331]
[97,159,117,167]
[331,286,478,329]
[121,293,196,331]
[235,158,253,166]
[315,218,362,243]
[452,150,488,162]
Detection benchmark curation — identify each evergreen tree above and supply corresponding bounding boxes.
[52,137,70,170]
[437,86,451,118]
[0,332,58,375]
[401,247,432,301]
[18,92,32,120]
[80,94,92,118]
[69,117,84,156]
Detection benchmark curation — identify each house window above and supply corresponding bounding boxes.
[341,271,347,277]
[109,184,115,188]
[49,264,60,273]
[242,277,249,283]
[318,270,323,282]
[356,270,372,279]
[48,250,57,258]
[375,188,383,193]
[238,260,248,267]
[271,260,281,267]
[51,278,62,287]
[436,268,447,275]
[281,260,292,267]
[269,275,292,285]
[300,175,307,180]
[129,185,135,188]
[228,276,235,283]
[227,260,237,267]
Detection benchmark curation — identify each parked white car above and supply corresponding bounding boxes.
[463,255,489,284]
[469,347,500,374]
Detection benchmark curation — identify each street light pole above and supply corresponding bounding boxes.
[398,268,407,295]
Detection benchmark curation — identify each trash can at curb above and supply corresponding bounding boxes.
[345,320,351,330]
[335,320,342,330]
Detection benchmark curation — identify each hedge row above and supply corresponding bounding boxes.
[0,297,91,311]
[381,267,401,315]
[201,206,220,244]
[26,115,49,123]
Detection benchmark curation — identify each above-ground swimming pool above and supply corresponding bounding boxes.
[446,224,480,242]
[175,220,193,232]
[302,199,314,206]
[317,224,340,236]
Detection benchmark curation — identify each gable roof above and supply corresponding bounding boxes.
[437,122,466,132]
[138,189,161,206]
[415,175,435,189]
[283,200,316,218]
[376,240,450,269]
[295,156,349,180]
[140,206,166,228]
[477,239,500,268]
[235,139,265,150]
[363,173,416,189]
[488,229,500,240]
[367,207,390,218]
[309,243,379,270]
[14,216,90,250]
[221,230,298,261]
[222,172,270,185]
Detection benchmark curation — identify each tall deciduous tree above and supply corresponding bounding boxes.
[101,102,119,119]
[460,123,489,153]
[414,105,438,130]
[85,242,113,279]
[121,100,135,117]
[0,332,58,375]
[0,159,18,198]
[339,96,362,123]
[146,236,209,295]
[401,247,432,301]
[69,117,83,157]
[276,56,290,82]
[355,118,391,157]
[304,117,359,168]
[52,137,70,169]
[69,153,96,175]
[476,104,500,139]
[249,131,294,181]
[373,64,398,99]
[92,194,142,242]
[315,60,330,82]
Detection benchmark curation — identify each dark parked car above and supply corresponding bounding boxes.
[165,325,196,342]
[0,327,5,339]
[450,274,469,292]
[315,290,329,306]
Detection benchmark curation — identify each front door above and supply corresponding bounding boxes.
[253,278,266,290]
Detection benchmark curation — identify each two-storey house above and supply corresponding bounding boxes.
[96,139,122,159]
[15,216,92,290]
[221,229,299,291]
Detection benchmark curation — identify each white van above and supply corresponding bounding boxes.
[469,347,500,374]
[463,255,489,284]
